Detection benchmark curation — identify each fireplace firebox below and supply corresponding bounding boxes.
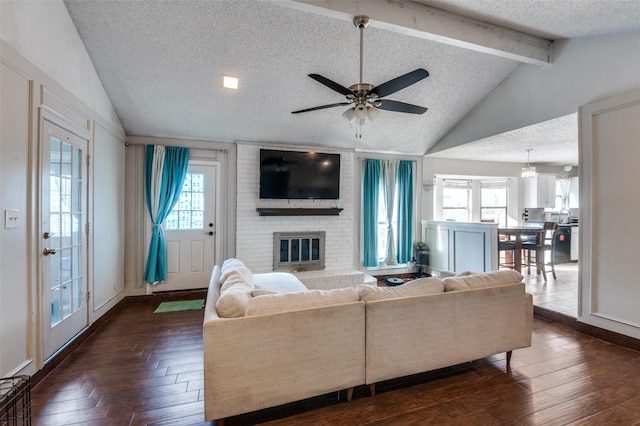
[273,232,325,271]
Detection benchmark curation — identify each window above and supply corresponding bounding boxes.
[442,180,471,222]
[165,172,204,230]
[480,180,508,226]
[376,185,399,262]
[362,159,413,267]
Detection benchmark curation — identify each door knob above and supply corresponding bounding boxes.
[43,248,57,256]
[204,231,214,236]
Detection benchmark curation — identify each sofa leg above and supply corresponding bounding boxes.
[506,350,513,366]
[369,383,376,397]
[346,387,354,402]
[216,419,225,426]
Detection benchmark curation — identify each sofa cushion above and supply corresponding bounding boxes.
[443,278,471,292]
[444,270,523,292]
[245,287,359,316]
[462,270,523,288]
[253,272,308,294]
[251,289,278,297]
[220,258,252,287]
[357,277,445,302]
[215,259,255,318]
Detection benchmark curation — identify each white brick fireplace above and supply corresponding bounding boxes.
[236,142,355,273]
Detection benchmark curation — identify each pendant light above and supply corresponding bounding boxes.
[521,149,537,178]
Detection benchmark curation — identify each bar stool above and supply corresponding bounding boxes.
[497,230,517,270]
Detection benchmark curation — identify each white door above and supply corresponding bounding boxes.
[153,162,219,292]
[41,121,88,360]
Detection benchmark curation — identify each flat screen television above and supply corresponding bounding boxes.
[259,149,340,200]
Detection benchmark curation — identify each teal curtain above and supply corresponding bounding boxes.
[396,160,414,263]
[362,159,380,267]
[143,145,190,284]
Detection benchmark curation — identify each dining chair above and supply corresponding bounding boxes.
[496,224,517,270]
[523,221,558,281]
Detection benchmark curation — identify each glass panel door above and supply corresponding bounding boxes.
[42,121,88,361]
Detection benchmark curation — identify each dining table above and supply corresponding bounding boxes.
[498,226,542,272]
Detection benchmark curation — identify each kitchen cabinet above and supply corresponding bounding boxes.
[571,226,579,261]
[524,174,557,208]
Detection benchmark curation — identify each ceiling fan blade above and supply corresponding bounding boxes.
[377,99,428,114]
[308,74,355,96]
[371,68,429,98]
[292,102,352,114]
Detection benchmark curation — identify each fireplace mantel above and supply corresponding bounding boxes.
[256,208,343,216]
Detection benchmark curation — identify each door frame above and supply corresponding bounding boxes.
[38,111,91,362]
[144,156,223,293]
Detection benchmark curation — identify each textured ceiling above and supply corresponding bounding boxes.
[416,0,640,39]
[63,0,640,162]
[426,113,579,165]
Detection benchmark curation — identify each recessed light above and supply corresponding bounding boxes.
[223,75,239,90]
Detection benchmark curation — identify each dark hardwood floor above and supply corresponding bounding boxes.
[31,297,640,425]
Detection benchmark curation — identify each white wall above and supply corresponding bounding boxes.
[1,1,125,375]
[236,142,355,273]
[579,89,640,339]
[0,0,121,129]
[123,136,236,295]
[91,124,125,319]
[431,30,640,152]
[0,59,32,377]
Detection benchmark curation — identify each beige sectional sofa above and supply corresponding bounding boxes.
[203,259,533,423]
[203,260,366,423]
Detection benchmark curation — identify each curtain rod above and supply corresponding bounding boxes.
[124,141,228,153]
[357,157,416,162]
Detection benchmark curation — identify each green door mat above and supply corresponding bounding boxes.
[154,299,204,313]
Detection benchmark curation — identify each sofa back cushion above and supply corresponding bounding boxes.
[444,270,523,292]
[245,287,359,316]
[215,258,255,318]
[357,277,445,302]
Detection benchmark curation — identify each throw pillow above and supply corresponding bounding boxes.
[253,272,308,293]
[215,259,255,318]
[357,277,445,301]
[245,287,359,316]
[220,258,252,288]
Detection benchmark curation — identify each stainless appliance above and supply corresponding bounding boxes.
[555,225,572,264]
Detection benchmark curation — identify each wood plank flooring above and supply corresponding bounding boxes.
[31,297,640,425]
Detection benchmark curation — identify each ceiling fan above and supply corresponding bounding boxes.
[292,15,429,137]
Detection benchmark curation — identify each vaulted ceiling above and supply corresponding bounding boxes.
[63,0,640,162]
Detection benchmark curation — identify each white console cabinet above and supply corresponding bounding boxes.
[524,174,557,208]
[421,221,498,274]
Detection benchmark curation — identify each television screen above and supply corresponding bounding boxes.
[259,149,340,199]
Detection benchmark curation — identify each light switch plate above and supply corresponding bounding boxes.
[5,209,20,229]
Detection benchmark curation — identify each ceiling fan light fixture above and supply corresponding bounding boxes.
[342,107,356,122]
[366,106,380,121]
[354,104,367,120]
[292,15,429,138]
